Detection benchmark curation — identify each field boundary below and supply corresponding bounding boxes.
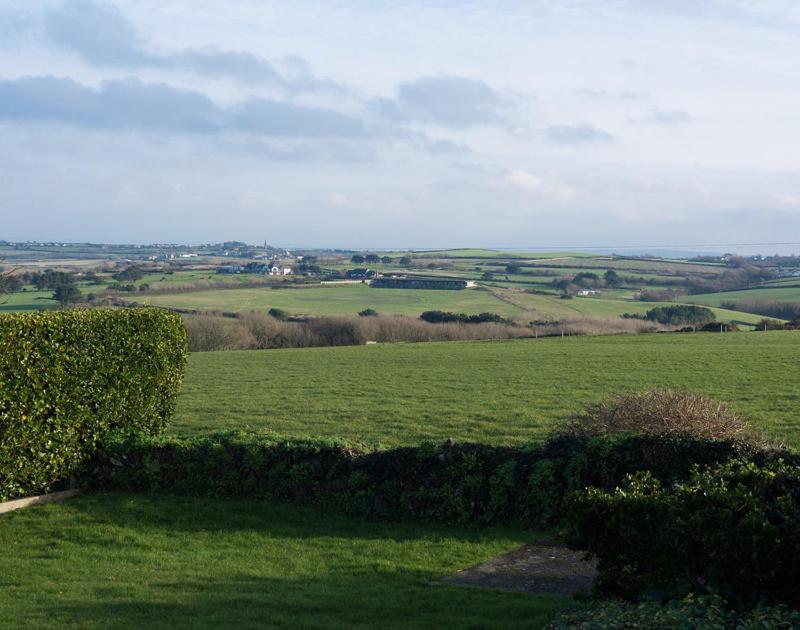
[0,489,81,515]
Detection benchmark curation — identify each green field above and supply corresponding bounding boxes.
[142,284,524,316]
[174,331,800,447]
[137,282,767,323]
[689,286,800,306]
[0,494,562,629]
[0,290,57,312]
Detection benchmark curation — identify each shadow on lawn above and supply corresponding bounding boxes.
[63,492,543,544]
[51,572,564,629]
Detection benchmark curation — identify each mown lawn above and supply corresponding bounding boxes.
[0,493,564,629]
[174,331,800,447]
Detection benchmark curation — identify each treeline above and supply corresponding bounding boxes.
[419,310,512,324]
[183,311,659,352]
[721,299,800,321]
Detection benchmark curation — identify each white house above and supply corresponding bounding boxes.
[269,264,292,276]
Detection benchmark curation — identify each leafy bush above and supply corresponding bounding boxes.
[564,459,800,605]
[0,308,188,500]
[645,305,715,326]
[85,432,776,527]
[548,595,800,629]
[419,310,511,325]
[560,388,765,446]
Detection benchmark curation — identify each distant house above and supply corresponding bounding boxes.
[217,264,245,274]
[346,268,378,280]
[269,264,292,276]
[577,289,599,296]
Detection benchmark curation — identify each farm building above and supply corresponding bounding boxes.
[346,268,379,279]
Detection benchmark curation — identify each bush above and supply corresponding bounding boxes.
[548,595,800,629]
[560,388,765,446]
[419,310,511,325]
[0,308,188,500]
[85,432,776,527]
[564,459,800,605]
[268,307,288,321]
[645,305,715,326]
[358,308,379,317]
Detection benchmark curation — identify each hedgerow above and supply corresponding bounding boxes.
[85,432,780,526]
[0,308,188,501]
[548,595,800,629]
[564,459,800,605]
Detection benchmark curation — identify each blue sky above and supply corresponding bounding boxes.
[1,0,799,250]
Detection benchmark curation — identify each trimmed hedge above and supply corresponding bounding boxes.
[85,432,783,526]
[548,595,800,629]
[0,308,188,500]
[564,459,800,605]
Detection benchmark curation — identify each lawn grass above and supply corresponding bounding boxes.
[0,493,564,629]
[174,331,800,447]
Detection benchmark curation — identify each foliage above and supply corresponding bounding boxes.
[0,308,188,500]
[564,459,800,604]
[86,432,775,527]
[645,304,716,326]
[548,595,800,629]
[112,265,144,282]
[560,388,765,446]
[53,283,83,305]
[267,307,288,320]
[358,308,379,316]
[419,310,511,324]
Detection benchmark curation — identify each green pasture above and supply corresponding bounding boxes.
[0,494,562,629]
[136,281,766,323]
[142,284,521,316]
[688,286,800,306]
[0,290,57,312]
[174,331,800,447]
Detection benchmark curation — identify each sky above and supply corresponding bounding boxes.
[1,1,799,250]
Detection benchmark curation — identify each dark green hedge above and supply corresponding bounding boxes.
[0,308,188,500]
[564,459,800,605]
[548,595,800,629]
[85,431,783,526]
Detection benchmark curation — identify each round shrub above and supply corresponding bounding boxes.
[561,388,764,445]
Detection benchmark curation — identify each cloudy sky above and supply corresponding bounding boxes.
[1,1,800,249]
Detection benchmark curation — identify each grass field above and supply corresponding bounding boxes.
[142,284,528,316]
[174,331,800,447]
[0,290,57,312]
[138,282,767,323]
[688,286,800,306]
[0,493,563,629]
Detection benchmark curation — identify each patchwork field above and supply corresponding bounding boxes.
[0,493,562,629]
[174,331,800,447]
[137,282,767,324]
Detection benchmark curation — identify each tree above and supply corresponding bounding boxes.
[399,256,413,266]
[268,307,288,321]
[603,269,622,288]
[113,266,144,282]
[53,284,82,306]
[350,255,366,264]
[365,254,380,264]
[381,256,393,264]
[506,264,522,274]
